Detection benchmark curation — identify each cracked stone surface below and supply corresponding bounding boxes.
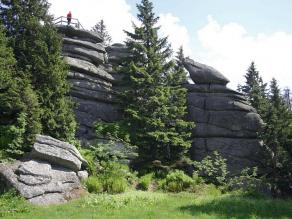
[185,59,265,175]
[0,136,88,205]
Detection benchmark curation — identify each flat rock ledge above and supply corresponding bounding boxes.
[0,135,88,205]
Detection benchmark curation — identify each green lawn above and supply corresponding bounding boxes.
[1,191,292,219]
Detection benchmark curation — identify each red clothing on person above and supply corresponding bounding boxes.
[67,11,72,25]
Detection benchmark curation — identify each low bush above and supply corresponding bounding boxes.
[193,151,229,186]
[161,170,195,192]
[138,173,153,191]
[228,167,271,198]
[102,177,128,194]
[99,162,132,194]
[85,176,103,193]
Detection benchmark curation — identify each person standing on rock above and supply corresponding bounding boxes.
[67,11,72,26]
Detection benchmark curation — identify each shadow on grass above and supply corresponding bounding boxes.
[179,195,292,219]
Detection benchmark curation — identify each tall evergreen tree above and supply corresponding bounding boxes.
[0,0,76,141]
[0,24,41,158]
[121,0,194,169]
[263,79,292,194]
[238,62,268,115]
[91,19,112,46]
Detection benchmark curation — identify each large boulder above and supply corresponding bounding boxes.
[28,135,87,172]
[0,136,88,205]
[57,25,124,143]
[183,58,230,85]
[185,61,265,175]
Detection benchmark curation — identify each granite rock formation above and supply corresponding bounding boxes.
[184,58,265,175]
[57,26,123,142]
[0,135,88,205]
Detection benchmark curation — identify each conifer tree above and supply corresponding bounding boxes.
[238,62,268,115]
[0,0,76,141]
[0,24,41,158]
[121,0,194,169]
[91,19,112,46]
[263,79,292,194]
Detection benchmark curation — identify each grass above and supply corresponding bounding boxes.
[1,190,292,219]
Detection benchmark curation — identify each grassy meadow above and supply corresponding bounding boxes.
[1,190,292,219]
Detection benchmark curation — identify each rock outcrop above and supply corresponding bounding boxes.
[184,58,265,175]
[57,26,122,142]
[0,135,88,205]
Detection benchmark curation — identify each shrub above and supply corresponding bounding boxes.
[85,176,103,193]
[193,151,229,186]
[138,173,153,191]
[102,177,127,194]
[228,167,271,197]
[99,162,131,194]
[161,170,195,192]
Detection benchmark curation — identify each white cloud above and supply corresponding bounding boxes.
[197,15,292,89]
[159,13,192,56]
[48,0,136,43]
[48,1,192,58]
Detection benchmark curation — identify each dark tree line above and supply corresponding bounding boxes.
[238,62,292,195]
[0,0,76,158]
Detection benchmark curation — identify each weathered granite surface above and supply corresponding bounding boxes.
[184,58,265,175]
[57,26,124,142]
[0,135,88,205]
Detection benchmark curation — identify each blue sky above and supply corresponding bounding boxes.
[128,0,292,34]
[49,0,292,89]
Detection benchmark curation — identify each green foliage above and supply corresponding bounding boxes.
[83,191,165,210]
[238,63,292,196]
[238,62,268,115]
[0,0,76,144]
[91,19,112,46]
[193,151,229,186]
[261,79,292,195]
[138,173,153,191]
[98,162,130,194]
[228,167,270,198]
[190,183,222,196]
[161,170,195,192]
[0,190,31,218]
[0,24,41,158]
[0,113,26,158]
[84,161,134,194]
[121,0,194,170]
[85,176,103,194]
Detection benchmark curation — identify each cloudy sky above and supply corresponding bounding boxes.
[48,0,292,89]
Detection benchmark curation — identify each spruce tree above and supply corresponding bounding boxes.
[91,19,112,46]
[121,0,194,169]
[0,0,76,141]
[263,79,292,194]
[0,24,41,158]
[238,62,268,115]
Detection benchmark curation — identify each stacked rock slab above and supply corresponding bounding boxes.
[0,135,88,205]
[57,26,121,142]
[184,58,264,175]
